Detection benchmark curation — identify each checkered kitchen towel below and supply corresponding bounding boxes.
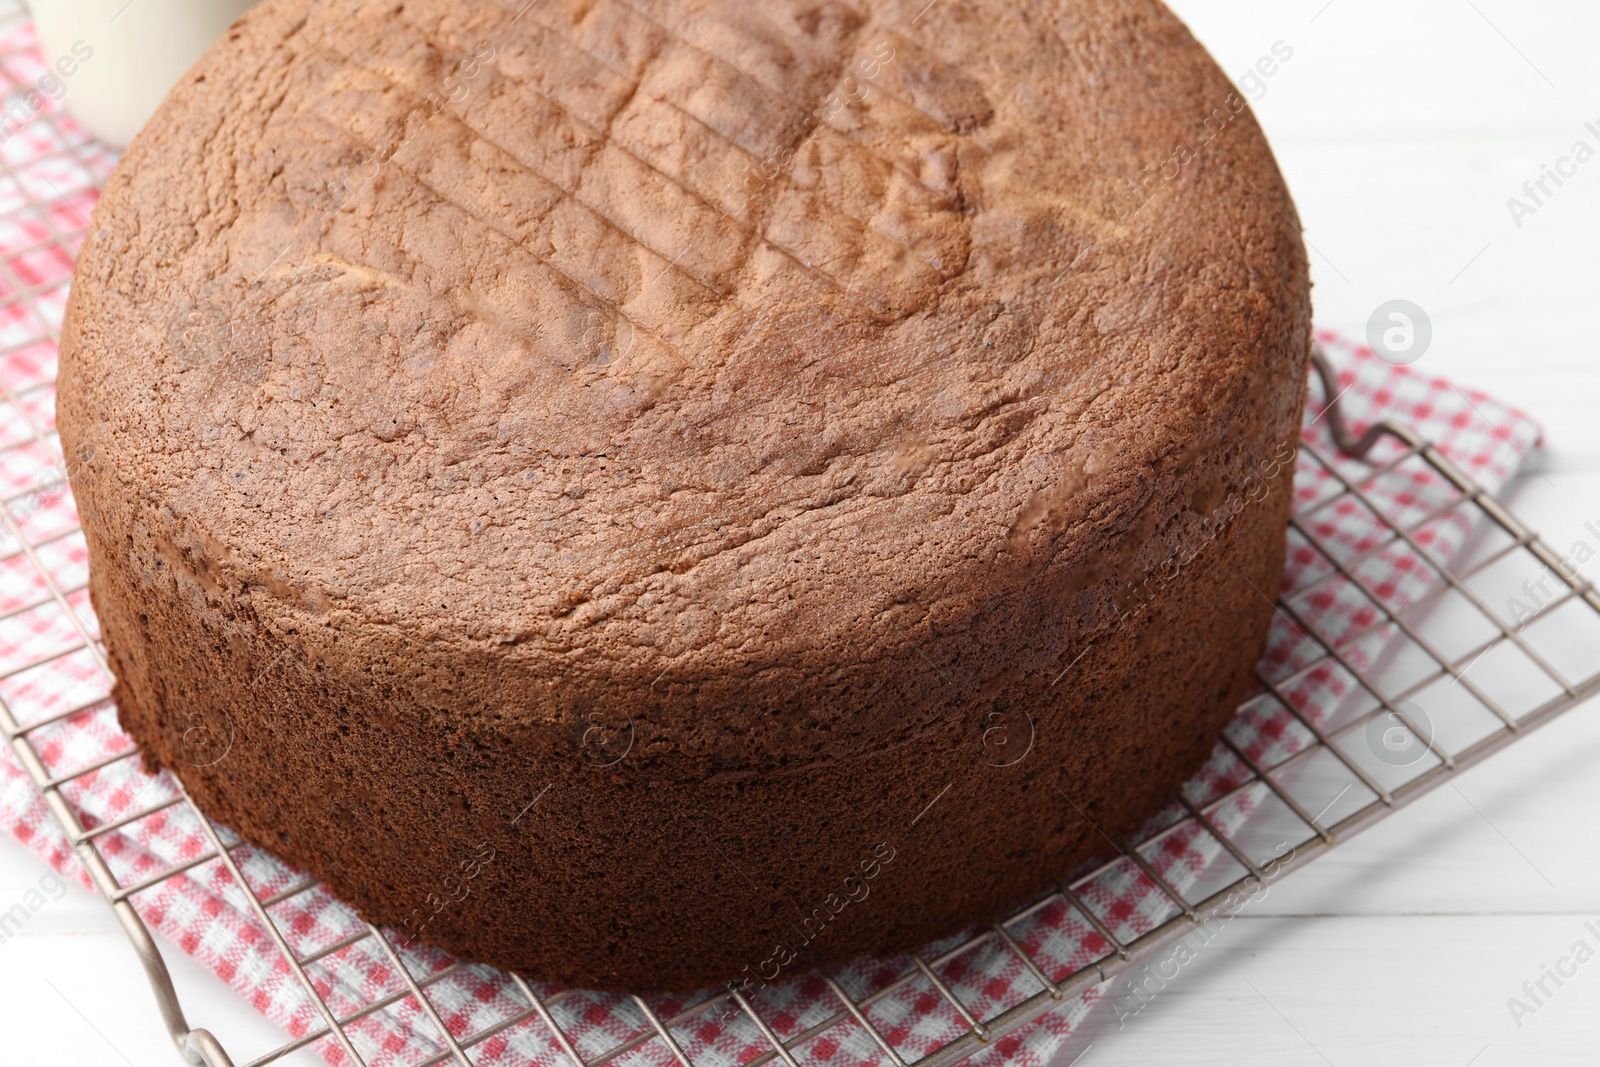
[0,17,1546,1067]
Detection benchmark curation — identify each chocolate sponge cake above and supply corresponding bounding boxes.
[58,0,1310,990]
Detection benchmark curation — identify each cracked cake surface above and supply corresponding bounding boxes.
[60,0,1310,990]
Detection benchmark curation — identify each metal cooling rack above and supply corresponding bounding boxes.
[1,9,1599,1066]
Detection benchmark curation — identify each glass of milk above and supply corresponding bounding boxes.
[26,0,257,146]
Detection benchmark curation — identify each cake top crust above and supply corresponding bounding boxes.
[61,0,1307,769]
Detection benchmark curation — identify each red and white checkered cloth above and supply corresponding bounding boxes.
[0,19,1547,1067]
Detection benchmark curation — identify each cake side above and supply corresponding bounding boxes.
[79,478,1291,990]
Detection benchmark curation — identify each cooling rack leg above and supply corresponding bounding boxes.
[181,1029,239,1067]
[108,862,236,1065]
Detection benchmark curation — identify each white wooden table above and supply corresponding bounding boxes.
[2,1,1598,1064]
